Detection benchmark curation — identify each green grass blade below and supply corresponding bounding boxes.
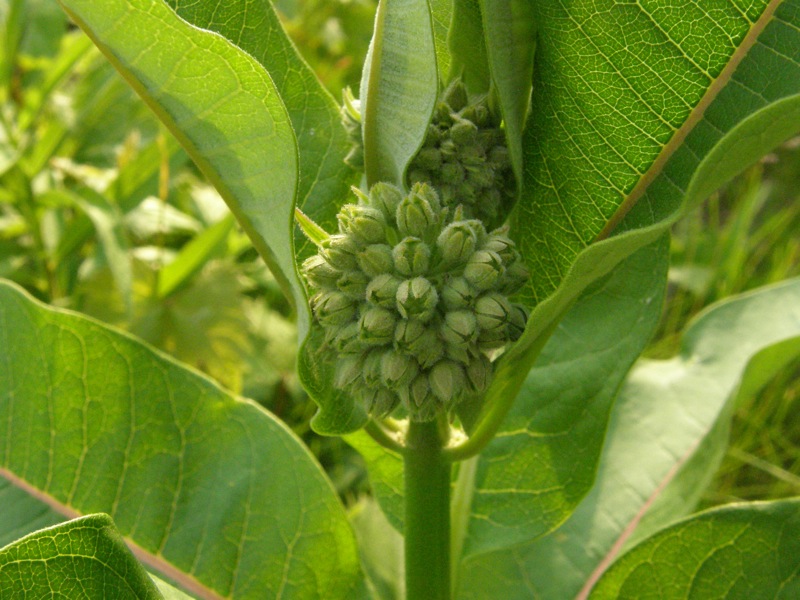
[0,280,363,599]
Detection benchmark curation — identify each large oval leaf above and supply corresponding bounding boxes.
[456,277,800,599]
[0,280,362,599]
[56,0,302,320]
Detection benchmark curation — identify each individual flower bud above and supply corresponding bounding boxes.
[461,103,490,127]
[475,292,512,332]
[482,230,516,262]
[414,329,446,368]
[338,204,386,244]
[359,306,397,345]
[393,237,431,276]
[313,291,357,326]
[458,144,485,167]
[366,273,402,308]
[334,355,363,389]
[302,255,340,289]
[451,118,478,145]
[337,270,370,298]
[439,139,458,160]
[322,234,360,270]
[508,303,529,341]
[331,322,362,353]
[380,351,419,389]
[441,161,465,185]
[441,276,476,310]
[446,343,471,365]
[429,360,466,403]
[489,145,511,170]
[409,373,433,408]
[364,387,399,417]
[396,277,439,322]
[415,147,442,171]
[357,243,394,277]
[396,187,439,238]
[499,260,530,295]
[394,318,427,352]
[466,354,492,393]
[444,81,468,112]
[466,164,495,188]
[437,222,478,267]
[464,250,504,291]
[362,349,386,385]
[476,326,507,351]
[371,182,405,219]
[442,309,478,348]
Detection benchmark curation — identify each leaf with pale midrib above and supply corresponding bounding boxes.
[0,280,362,599]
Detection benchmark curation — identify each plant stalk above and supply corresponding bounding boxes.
[404,419,451,600]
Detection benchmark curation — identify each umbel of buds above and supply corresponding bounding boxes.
[301,182,529,421]
[406,80,516,229]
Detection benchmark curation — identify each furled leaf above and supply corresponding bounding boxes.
[481,0,536,182]
[0,280,362,599]
[590,500,800,599]
[448,0,489,93]
[429,0,453,82]
[56,0,302,320]
[361,0,439,187]
[456,277,800,599]
[0,513,162,599]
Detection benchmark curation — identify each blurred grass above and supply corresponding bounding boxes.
[645,138,800,506]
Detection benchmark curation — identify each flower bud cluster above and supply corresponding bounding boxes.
[406,81,516,228]
[302,182,529,421]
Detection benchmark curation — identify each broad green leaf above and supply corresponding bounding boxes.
[349,497,404,600]
[481,0,536,183]
[0,280,363,599]
[361,0,439,187]
[456,277,800,600]
[350,237,668,547]
[56,0,302,322]
[0,513,162,599]
[590,499,800,599]
[448,0,489,93]
[481,0,800,487]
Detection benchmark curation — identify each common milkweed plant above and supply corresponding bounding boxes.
[1,0,800,598]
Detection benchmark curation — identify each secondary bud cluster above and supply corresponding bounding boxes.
[406,81,516,228]
[302,182,529,421]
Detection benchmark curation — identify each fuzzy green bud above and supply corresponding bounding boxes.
[464,250,504,291]
[337,270,370,298]
[330,322,361,353]
[508,304,529,341]
[359,307,396,345]
[466,355,491,393]
[366,273,402,308]
[380,352,419,389]
[302,255,340,289]
[475,292,512,332]
[429,360,466,403]
[441,309,478,348]
[357,243,394,277]
[441,276,476,310]
[396,184,441,238]
[334,355,363,389]
[338,204,386,245]
[313,291,357,326]
[371,182,405,220]
[394,319,427,352]
[393,237,431,276]
[396,277,439,321]
[322,234,360,271]
[437,222,479,267]
[450,118,478,145]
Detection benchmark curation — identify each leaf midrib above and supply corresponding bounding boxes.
[595,0,784,241]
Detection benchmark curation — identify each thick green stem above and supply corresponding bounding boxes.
[404,419,451,600]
